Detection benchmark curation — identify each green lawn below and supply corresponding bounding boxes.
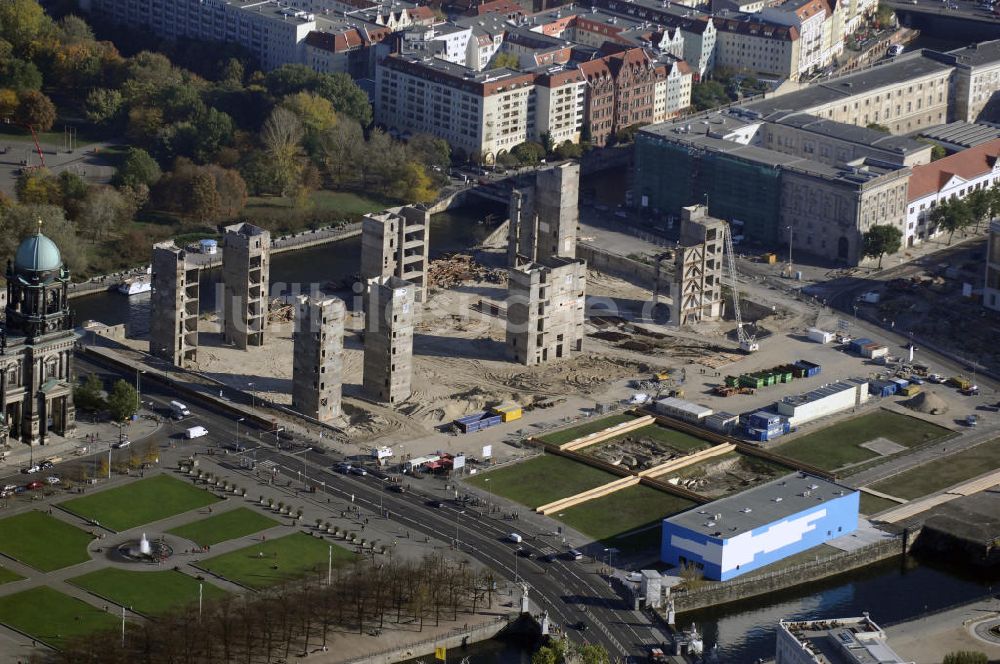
[196,533,357,590]
[69,568,227,616]
[870,438,1000,501]
[245,190,392,216]
[556,484,695,547]
[0,511,93,572]
[167,508,279,547]
[596,423,711,454]
[60,474,220,532]
[859,493,902,516]
[0,586,121,649]
[466,455,618,509]
[0,567,22,585]
[536,414,640,446]
[0,123,110,147]
[773,410,953,471]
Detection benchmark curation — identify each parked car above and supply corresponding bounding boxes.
[45,476,60,485]
[427,500,444,508]
[387,484,406,493]
[335,462,352,474]
[927,373,945,383]
[966,414,979,427]
[26,481,44,490]
[516,548,533,558]
[349,467,368,477]
[40,460,54,469]
[113,439,131,449]
[22,465,40,474]
[541,553,558,563]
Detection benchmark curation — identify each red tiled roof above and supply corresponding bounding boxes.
[908,138,1000,201]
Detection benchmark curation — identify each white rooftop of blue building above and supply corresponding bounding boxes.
[662,472,859,581]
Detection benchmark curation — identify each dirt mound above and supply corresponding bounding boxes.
[903,390,949,415]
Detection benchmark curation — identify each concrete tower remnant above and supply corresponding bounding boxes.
[360,206,430,303]
[362,276,415,405]
[292,295,345,422]
[151,241,200,367]
[505,256,586,366]
[672,204,726,326]
[222,222,271,349]
[508,161,579,267]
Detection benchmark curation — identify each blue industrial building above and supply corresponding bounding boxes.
[661,473,859,581]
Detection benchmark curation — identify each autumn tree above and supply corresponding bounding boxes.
[77,186,133,241]
[260,107,305,197]
[84,88,123,125]
[15,89,57,131]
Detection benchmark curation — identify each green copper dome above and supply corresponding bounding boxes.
[14,232,63,273]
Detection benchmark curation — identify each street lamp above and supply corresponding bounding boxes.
[514,546,521,583]
[484,478,492,510]
[248,382,256,411]
[135,368,145,411]
[786,225,794,278]
[455,510,465,548]
[235,417,245,459]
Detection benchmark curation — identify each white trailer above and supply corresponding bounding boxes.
[807,328,834,344]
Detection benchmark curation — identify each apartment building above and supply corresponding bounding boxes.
[530,7,684,59]
[533,66,586,145]
[906,138,1000,246]
[758,0,843,78]
[713,19,801,80]
[654,58,693,122]
[579,46,668,146]
[83,0,316,70]
[376,55,535,160]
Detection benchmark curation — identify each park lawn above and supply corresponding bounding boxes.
[536,413,640,446]
[0,511,93,572]
[167,508,279,547]
[0,586,121,649]
[196,533,356,590]
[599,423,711,454]
[0,566,22,585]
[60,474,220,532]
[773,410,953,471]
[69,568,227,616]
[858,493,902,516]
[466,455,617,509]
[556,485,696,546]
[0,123,110,148]
[245,191,393,217]
[870,437,1000,501]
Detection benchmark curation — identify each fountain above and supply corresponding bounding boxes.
[114,533,174,563]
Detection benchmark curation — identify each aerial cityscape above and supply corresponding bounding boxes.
[0,0,998,660]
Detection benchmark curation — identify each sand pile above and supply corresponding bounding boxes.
[904,390,949,415]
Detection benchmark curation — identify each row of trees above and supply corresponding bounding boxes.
[48,553,501,664]
[928,185,1000,245]
[74,373,140,422]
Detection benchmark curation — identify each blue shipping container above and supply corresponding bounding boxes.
[850,338,873,352]
[794,360,821,377]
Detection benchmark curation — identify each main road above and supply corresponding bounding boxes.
[42,353,672,661]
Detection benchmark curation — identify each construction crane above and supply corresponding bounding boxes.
[723,222,759,353]
[2,118,46,170]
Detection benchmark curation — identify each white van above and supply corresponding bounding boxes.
[508,533,523,544]
[185,426,209,439]
[170,401,191,419]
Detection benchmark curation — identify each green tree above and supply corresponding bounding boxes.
[691,80,730,111]
[614,122,645,144]
[56,15,94,44]
[579,644,610,664]
[965,188,991,233]
[57,170,89,218]
[106,379,139,422]
[315,72,372,127]
[511,141,546,165]
[554,140,584,160]
[114,147,162,189]
[0,0,52,52]
[531,646,558,664]
[84,87,123,125]
[988,183,1000,221]
[493,51,520,70]
[15,89,56,131]
[941,652,987,664]
[406,133,450,178]
[862,224,903,268]
[929,198,973,245]
[875,3,896,28]
[866,123,891,133]
[74,374,105,412]
[0,59,42,92]
[317,119,365,188]
[264,63,320,98]
[930,143,946,161]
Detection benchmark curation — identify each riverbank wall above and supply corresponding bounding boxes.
[671,527,920,613]
[341,616,512,664]
[577,242,658,290]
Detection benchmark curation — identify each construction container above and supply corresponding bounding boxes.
[869,379,898,398]
[491,404,522,422]
[850,338,874,354]
[705,411,739,434]
[739,374,765,389]
[794,360,822,378]
[890,377,909,391]
[724,375,739,388]
[748,411,783,429]
[900,384,922,396]
[865,345,889,360]
[947,376,972,390]
[807,328,834,344]
[763,253,777,264]
[454,412,503,433]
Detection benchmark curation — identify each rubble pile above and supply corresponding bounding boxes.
[428,254,507,289]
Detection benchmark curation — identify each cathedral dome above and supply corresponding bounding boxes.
[14,232,62,274]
